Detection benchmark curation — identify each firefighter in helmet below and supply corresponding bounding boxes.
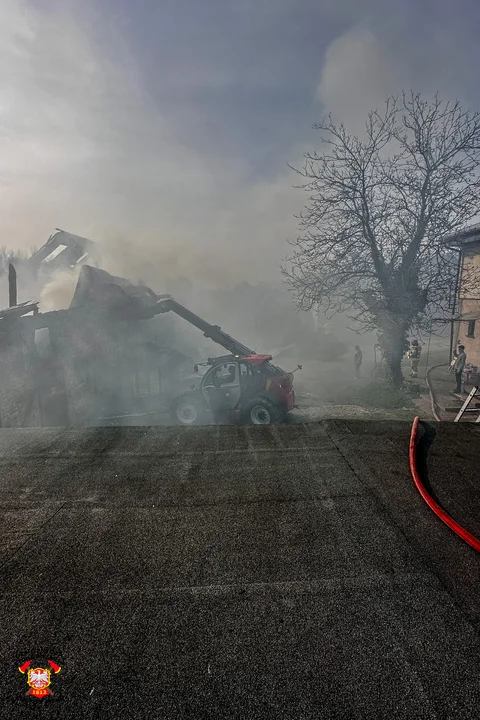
[408,339,421,378]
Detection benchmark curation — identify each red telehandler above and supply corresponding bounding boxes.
[154,298,300,425]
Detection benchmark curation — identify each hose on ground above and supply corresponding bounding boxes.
[425,363,448,422]
[409,416,480,552]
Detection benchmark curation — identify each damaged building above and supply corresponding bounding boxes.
[0,228,94,310]
[0,265,193,427]
[29,228,94,273]
[0,228,350,428]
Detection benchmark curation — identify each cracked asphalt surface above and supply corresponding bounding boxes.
[0,420,479,719]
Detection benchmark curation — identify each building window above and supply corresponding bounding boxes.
[467,319,476,338]
[134,369,161,397]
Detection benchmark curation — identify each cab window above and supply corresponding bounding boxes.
[216,363,238,384]
[240,362,252,384]
[204,363,238,386]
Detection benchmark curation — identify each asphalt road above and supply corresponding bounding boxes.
[0,420,479,719]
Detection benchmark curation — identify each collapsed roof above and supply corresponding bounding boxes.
[70,265,169,320]
[0,301,39,323]
[29,229,94,271]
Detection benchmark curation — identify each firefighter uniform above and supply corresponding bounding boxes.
[408,342,421,378]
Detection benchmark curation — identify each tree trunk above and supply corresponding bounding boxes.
[384,346,404,388]
[378,322,408,389]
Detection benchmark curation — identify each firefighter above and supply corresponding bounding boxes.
[408,339,421,378]
[453,345,467,394]
[354,345,362,379]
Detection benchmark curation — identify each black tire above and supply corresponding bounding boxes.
[242,396,282,425]
[170,393,206,425]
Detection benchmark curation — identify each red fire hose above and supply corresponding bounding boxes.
[409,417,480,552]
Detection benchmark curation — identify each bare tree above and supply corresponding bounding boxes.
[0,247,31,276]
[283,92,480,386]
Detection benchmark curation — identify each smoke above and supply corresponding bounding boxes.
[0,0,468,433]
[317,3,480,126]
[316,27,399,134]
[3,1,480,303]
[90,171,300,291]
[0,0,301,295]
[39,267,82,312]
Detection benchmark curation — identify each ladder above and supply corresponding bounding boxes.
[454,386,480,422]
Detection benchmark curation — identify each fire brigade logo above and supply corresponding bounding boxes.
[18,659,61,698]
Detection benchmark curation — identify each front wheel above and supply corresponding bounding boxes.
[170,394,206,425]
[242,397,282,425]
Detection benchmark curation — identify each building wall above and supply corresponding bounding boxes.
[52,312,156,424]
[455,244,480,367]
[456,301,480,367]
[0,308,188,427]
[42,311,186,424]
[0,325,41,427]
[51,310,111,425]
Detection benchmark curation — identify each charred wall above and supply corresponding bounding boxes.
[0,322,41,427]
[0,308,190,427]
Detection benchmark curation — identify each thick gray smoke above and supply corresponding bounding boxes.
[0,0,300,291]
[2,1,478,298]
[0,0,470,427]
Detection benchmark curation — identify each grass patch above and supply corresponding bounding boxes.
[336,381,415,409]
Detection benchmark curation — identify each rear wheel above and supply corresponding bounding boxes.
[170,394,206,425]
[243,397,282,425]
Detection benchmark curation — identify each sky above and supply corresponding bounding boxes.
[1,0,480,289]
